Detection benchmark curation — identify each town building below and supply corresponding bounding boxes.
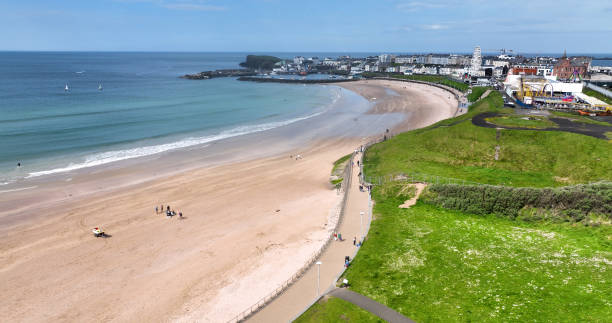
[470,46,482,74]
[378,54,392,64]
[553,53,589,81]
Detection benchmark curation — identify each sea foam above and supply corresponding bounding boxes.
[26,111,325,179]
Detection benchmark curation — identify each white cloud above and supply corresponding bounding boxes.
[420,24,448,30]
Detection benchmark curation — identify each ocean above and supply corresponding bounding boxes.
[0,52,342,185]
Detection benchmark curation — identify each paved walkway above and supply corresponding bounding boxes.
[329,288,415,323]
[248,152,370,322]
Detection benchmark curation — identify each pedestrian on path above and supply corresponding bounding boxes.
[353,237,356,245]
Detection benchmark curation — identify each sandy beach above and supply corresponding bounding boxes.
[0,80,458,322]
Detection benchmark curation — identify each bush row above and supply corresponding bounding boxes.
[420,182,612,222]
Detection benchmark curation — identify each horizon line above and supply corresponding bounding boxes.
[1,50,612,56]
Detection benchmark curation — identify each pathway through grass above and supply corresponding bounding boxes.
[343,187,612,322]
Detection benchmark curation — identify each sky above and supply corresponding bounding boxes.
[1,0,611,53]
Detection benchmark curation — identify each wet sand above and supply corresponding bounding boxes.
[0,80,457,322]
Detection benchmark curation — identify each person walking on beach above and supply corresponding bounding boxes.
[167,205,170,212]
[179,212,183,219]
[155,206,158,214]
[353,236,356,245]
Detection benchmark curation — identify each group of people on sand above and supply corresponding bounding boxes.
[156,204,183,219]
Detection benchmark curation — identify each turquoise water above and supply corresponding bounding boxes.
[0,52,340,184]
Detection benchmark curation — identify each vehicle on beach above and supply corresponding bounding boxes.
[92,227,107,237]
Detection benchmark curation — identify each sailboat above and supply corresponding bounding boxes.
[65,84,69,92]
[98,83,103,91]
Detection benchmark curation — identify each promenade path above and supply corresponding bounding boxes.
[328,288,415,323]
[248,151,370,322]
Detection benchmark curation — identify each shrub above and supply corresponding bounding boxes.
[421,182,612,222]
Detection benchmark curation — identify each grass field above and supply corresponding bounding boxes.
[468,86,490,102]
[584,87,612,105]
[549,110,612,126]
[392,74,469,92]
[362,72,469,92]
[485,115,558,129]
[341,185,612,322]
[294,296,383,323]
[299,90,611,322]
[363,91,612,187]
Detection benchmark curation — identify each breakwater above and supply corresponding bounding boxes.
[237,76,358,84]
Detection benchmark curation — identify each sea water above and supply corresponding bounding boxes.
[0,52,341,185]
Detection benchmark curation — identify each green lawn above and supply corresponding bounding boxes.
[294,296,384,323]
[342,186,612,323]
[393,74,469,92]
[363,92,612,187]
[485,115,558,129]
[362,72,469,92]
[468,86,490,102]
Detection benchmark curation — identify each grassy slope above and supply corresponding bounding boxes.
[330,153,351,186]
[393,74,469,92]
[294,296,384,323]
[363,91,612,187]
[343,188,612,322]
[468,86,489,102]
[584,87,612,105]
[485,115,558,129]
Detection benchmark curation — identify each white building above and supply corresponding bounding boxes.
[379,54,392,64]
[294,56,305,64]
[439,67,452,75]
[323,60,340,67]
[308,57,320,65]
[537,66,554,77]
[470,46,482,75]
[399,65,413,74]
[395,56,413,64]
[492,60,509,68]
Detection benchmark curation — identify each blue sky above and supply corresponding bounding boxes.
[1,0,611,53]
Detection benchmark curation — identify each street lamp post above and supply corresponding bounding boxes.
[315,261,322,296]
[359,211,364,239]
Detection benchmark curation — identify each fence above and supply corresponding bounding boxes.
[585,82,612,99]
[364,171,482,187]
[372,76,464,102]
[228,151,355,323]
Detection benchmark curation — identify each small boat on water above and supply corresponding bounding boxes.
[65,84,69,92]
[98,83,103,91]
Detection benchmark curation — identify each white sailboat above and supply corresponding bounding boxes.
[65,83,69,92]
[98,83,103,91]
